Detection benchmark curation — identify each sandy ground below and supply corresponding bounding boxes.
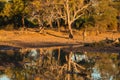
[0,29,120,48]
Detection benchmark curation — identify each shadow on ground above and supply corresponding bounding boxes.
[46,32,69,39]
[0,40,81,48]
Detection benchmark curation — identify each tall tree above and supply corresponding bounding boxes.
[59,0,91,38]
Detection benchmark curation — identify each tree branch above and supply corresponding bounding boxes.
[73,3,91,19]
[71,13,84,24]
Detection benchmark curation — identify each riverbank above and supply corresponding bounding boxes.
[0,29,120,52]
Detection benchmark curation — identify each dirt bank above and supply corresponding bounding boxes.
[0,29,120,50]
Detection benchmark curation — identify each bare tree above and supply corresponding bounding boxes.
[46,0,91,38]
[52,0,91,38]
[28,0,60,29]
[63,0,91,38]
[27,0,91,37]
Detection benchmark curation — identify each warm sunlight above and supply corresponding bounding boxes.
[0,0,120,80]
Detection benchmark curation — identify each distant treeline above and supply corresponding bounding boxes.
[0,0,120,37]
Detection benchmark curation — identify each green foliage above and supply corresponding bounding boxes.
[0,1,5,12]
[11,0,24,14]
[0,2,12,17]
[89,0,118,31]
[0,0,26,17]
[111,1,120,11]
[0,0,119,31]
[0,0,30,29]
[73,16,95,29]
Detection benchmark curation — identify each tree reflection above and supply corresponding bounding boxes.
[0,47,119,80]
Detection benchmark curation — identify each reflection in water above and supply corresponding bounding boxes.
[0,47,120,80]
[91,67,101,80]
[0,75,10,80]
[71,52,88,63]
[26,49,40,61]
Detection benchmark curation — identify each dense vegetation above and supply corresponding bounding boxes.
[0,0,120,38]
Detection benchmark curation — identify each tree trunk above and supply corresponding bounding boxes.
[57,19,60,31]
[67,51,72,80]
[49,19,53,28]
[68,24,74,39]
[58,48,60,64]
[22,14,25,30]
[82,28,86,41]
[66,0,73,39]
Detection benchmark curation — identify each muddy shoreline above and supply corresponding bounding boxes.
[0,43,120,53]
[0,30,120,53]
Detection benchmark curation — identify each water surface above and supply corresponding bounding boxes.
[0,46,120,80]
